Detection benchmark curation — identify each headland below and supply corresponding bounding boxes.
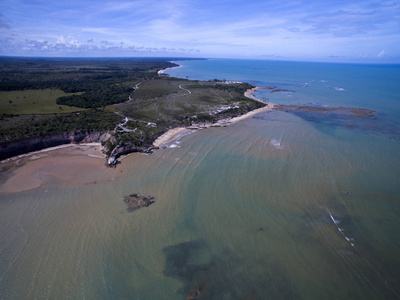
[0,57,268,166]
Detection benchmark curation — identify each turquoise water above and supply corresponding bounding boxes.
[169,59,400,134]
[1,59,400,299]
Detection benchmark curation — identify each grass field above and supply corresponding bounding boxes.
[0,89,85,114]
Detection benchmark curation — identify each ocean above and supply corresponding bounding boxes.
[1,59,400,299]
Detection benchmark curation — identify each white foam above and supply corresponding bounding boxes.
[334,87,346,91]
[270,139,282,149]
[326,208,355,247]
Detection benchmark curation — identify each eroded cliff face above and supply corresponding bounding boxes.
[106,143,156,166]
[0,131,110,161]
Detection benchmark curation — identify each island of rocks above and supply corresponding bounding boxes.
[123,194,155,212]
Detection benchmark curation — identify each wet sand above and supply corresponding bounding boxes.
[153,127,191,147]
[0,144,118,193]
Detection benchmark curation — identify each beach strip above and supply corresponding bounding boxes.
[229,103,274,124]
[1,143,103,164]
[244,86,273,101]
[157,65,181,75]
[153,127,192,147]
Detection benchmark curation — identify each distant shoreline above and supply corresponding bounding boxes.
[157,65,181,75]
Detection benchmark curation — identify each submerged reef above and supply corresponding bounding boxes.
[274,104,376,119]
[163,240,300,299]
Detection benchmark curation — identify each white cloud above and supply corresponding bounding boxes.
[1,0,399,61]
[56,35,80,47]
[377,50,386,58]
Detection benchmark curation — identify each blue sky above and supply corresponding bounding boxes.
[1,0,399,62]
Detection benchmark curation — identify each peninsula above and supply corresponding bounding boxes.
[0,57,266,165]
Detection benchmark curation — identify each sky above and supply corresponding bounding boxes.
[1,0,399,62]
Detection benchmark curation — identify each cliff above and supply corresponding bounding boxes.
[107,142,157,165]
[0,131,109,161]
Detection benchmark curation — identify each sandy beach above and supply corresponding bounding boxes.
[153,127,192,147]
[0,144,118,193]
[244,86,273,101]
[157,65,181,75]
[229,103,274,124]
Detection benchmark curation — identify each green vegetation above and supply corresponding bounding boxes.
[0,89,85,114]
[115,78,262,125]
[0,110,122,142]
[0,57,176,92]
[0,57,177,109]
[0,57,264,162]
[56,85,132,108]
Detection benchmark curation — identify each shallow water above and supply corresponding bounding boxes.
[1,60,400,299]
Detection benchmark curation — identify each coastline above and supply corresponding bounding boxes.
[0,143,108,193]
[153,127,192,147]
[152,87,274,147]
[244,86,275,101]
[157,64,181,75]
[1,67,270,163]
[1,143,104,164]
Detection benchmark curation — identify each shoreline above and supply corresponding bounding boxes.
[1,75,271,163]
[153,127,192,148]
[0,143,103,164]
[152,87,274,147]
[244,86,274,101]
[0,143,113,194]
[157,64,181,75]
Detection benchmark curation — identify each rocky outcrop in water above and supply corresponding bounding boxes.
[107,143,157,166]
[185,285,207,300]
[123,194,155,212]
